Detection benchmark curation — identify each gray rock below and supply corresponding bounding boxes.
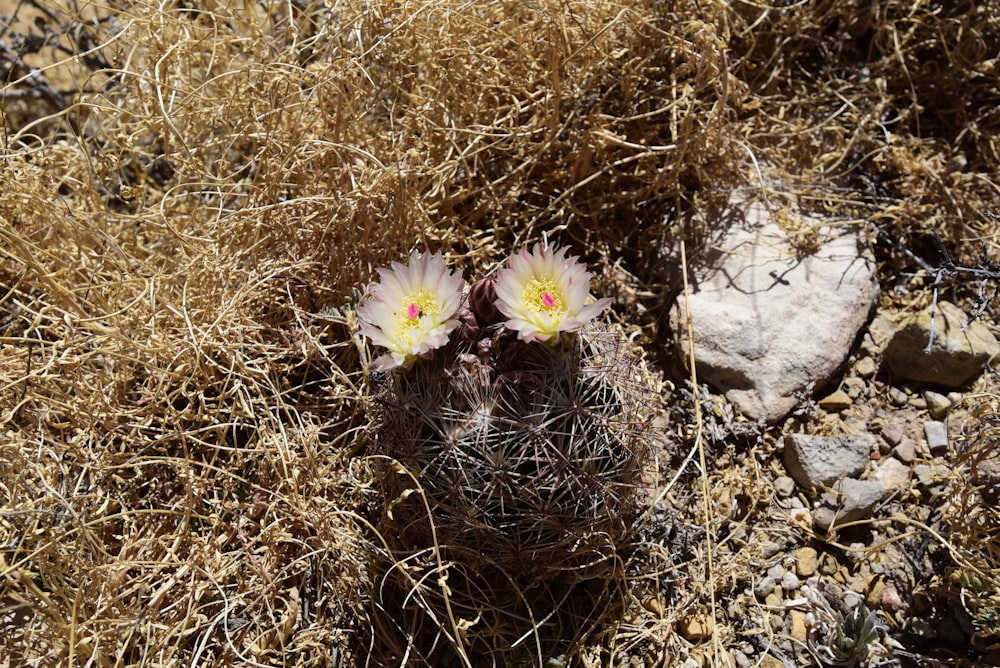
[891,438,917,464]
[814,478,886,532]
[759,540,783,559]
[881,301,1000,387]
[754,576,777,599]
[669,194,879,423]
[973,458,1000,504]
[923,421,949,454]
[913,462,950,490]
[872,457,911,493]
[843,377,867,399]
[784,433,873,490]
[880,422,904,446]
[843,591,864,611]
[887,386,909,407]
[774,475,796,498]
[780,571,801,591]
[812,507,837,532]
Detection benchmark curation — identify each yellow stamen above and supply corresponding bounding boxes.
[395,290,440,344]
[523,276,564,313]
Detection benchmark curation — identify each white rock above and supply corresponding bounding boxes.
[670,195,878,423]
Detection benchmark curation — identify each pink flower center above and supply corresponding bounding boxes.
[407,302,421,321]
[541,292,556,309]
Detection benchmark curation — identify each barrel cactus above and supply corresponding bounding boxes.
[358,245,656,584]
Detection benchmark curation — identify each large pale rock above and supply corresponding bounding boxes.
[670,197,879,423]
[880,300,999,387]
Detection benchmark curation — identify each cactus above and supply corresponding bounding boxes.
[370,311,656,584]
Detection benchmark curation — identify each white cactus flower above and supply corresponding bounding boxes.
[493,243,611,343]
[356,250,464,370]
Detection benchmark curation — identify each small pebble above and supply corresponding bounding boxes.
[732,649,751,668]
[790,610,809,642]
[892,438,917,463]
[882,585,903,612]
[677,614,714,643]
[813,507,837,533]
[923,421,949,454]
[759,540,782,559]
[881,422,904,446]
[844,377,867,399]
[873,457,911,492]
[914,462,949,489]
[923,390,952,419]
[855,356,877,377]
[909,395,927,409]
[819,552,840,576]
[780,571,801,592]
[818,389,852,411]
[754,576,776,599]
[774,476,796,498]
[760,654,784,668]
[767,564,785,580]
[947,391,964,405]
[887,386,908,407]
[794,547,818,577]
[866,577,885,609]
[859,333,879,358]
[788,508,811,529]
[843,591,863,609]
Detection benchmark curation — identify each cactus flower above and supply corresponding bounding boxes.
[356,250,464,370]
[493,243,612,343]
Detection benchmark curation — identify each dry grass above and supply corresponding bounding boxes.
[2,0,999,666]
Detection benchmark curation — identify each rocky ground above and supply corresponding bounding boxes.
[639,192,1000,668]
